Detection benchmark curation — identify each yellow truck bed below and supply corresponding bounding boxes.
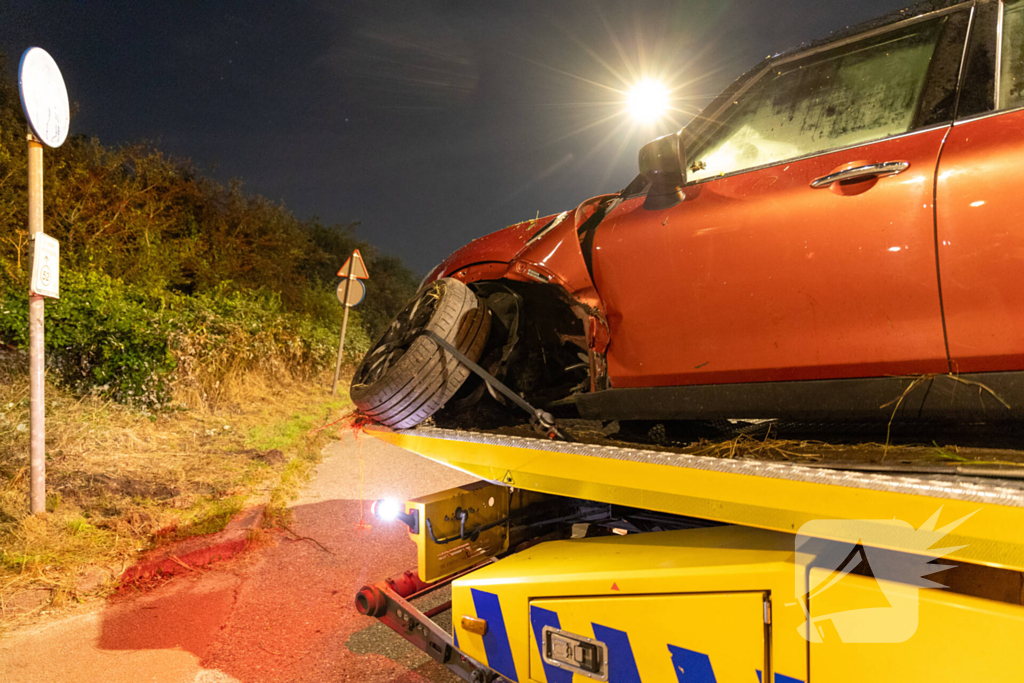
[368,425,1024,572]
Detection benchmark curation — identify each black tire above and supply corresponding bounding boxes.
[350,278,491,429]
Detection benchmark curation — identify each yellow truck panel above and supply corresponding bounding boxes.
[809,571,1024,682]
[452,526,808,683]
[530,593,767,682]
[446,524,1024,682]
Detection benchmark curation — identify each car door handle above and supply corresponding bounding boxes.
[810,161,910,189]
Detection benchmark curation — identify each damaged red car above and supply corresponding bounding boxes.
[352,0,1024,430]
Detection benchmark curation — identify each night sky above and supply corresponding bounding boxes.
[3,0,910,275]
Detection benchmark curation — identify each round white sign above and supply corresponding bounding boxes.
[18,47,70,148]
[336,278,366,307]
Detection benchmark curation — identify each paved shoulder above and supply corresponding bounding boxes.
[0,433,477,683]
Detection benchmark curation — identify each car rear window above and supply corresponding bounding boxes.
[688,16,948,182]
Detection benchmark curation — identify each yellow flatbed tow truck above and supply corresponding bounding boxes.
[354,425,1024,682]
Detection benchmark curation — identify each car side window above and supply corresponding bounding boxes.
[1000,0,1024,108]
[958,0,1024,118]
[688,16,951,182]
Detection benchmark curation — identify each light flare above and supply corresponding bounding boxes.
[372,498,402,521]
[499,11,725,203]
[626,79,670,124]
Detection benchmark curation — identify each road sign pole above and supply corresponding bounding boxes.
[331,249,369,394]
[19,47,69,515]
[332,276,353,395]
[27,133,45,515]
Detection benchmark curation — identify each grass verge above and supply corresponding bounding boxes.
[0,349,351,630]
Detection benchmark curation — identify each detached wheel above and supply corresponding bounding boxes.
[351,278,491,429]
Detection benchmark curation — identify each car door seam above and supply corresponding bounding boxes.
[932,125,955,374]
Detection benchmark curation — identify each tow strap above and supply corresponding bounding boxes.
[420,329,568,440]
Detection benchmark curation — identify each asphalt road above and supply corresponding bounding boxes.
[0,431,477,683]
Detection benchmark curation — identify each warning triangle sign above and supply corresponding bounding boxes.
[337,249,370,279]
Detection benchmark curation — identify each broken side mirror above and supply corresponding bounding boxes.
[638,133,685,210]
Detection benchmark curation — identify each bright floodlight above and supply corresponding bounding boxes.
[372,498,418,533]
[372,498,402,521]
[626,79,670,124]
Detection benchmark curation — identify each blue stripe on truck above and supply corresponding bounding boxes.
[668,644,717,682]
[471,588,518,682]
[592,623,642,683]
[758,669,804,683]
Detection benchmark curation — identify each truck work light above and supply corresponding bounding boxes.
[372,498,419,533]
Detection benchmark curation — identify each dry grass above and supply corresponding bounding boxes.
[0,347,352,627]
[168,307,348,411]
[687,430,828,462]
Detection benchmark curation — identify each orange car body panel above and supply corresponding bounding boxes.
[936,109,1024,373]
[425,208,604,316]
[506,209,604,312]
[425,215,558,285]
[592,129,951,388]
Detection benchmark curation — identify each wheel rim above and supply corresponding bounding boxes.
[353,284,442,388]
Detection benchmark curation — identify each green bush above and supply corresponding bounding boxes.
[0,269,174,406]
[0,268,371,408]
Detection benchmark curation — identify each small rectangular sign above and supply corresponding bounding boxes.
[30,233,59,298]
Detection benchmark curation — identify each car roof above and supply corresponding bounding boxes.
[774,0,969,60]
